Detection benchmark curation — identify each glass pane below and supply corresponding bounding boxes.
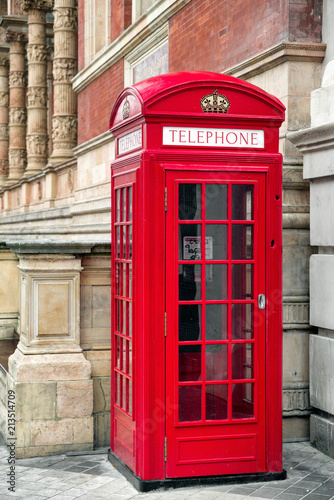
[121,376,126,410]
[115,373,120,406]
[122,301,126,335]
[179,385,202,422]
[232,383,254,419]
[206,344,228,381]
[123,264,127,297]
[205,184,227,220]
[129,264,132,299]
[205,224,228,260]
[232,225,253,260]
[128,340,132,375]
[205,304,228,341]
[232,264,253,300]
[128,302,132,338]
[179,305,201,341]
[115,262,120,296]
[179,224,201,260]
[115,299,120,332]
[179,346,202,381]
[116,335,120,369]
[206,264,228,300]
[179,184,201,220]
[128,186,132,221]
[122,226,126,260]
[126,378,130,413]
[232,304,253,340]
[122,187,127,221]
[128,225,132,259]
[122,337,126,372]
[232,343,254,380]
[206,384,228,420]
[128,379,132,415]
[116,226,120,259]
[116,190,120,222]
[232,185,253,220]
[179,264,201,301]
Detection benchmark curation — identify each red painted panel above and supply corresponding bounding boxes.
[115,418,134,453]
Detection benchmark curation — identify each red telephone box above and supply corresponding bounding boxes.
[109,72,285,491]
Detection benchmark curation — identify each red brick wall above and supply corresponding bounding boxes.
[78,0,85,72]
[111,0,132,43]
[289,0,322,42]
[77,60,124,145]
[169,0,322,74]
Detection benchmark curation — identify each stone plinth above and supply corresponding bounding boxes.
[0,248,19,339]
[5,241,96,457]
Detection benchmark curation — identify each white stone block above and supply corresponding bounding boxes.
[310,255,334,329]
[310,334,334,414]
[310,178,334,246]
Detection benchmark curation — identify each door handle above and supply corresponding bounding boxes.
[258,294,266,310]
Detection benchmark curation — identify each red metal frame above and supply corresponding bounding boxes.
[110,72,285,481]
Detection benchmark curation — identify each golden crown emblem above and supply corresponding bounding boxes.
[200,89,231,113]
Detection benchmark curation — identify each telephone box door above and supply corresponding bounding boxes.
[166,169,267,478]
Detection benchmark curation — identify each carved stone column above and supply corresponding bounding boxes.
[51,0,77,163]
[0,55,9,186]
[5,32,27,183]
[20,0,53,176]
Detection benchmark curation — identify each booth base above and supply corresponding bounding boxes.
[108,450,287,492]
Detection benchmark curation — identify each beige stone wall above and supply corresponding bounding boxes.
[0,249,19,339]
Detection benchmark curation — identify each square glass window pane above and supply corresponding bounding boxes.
[122,301,126,335]
[232,304,253,340]
[232,185,253,220]
[232,264,253,300]
[205,304,228,340]
[179,224,202,260]
[116,190,120,222]
[128,186,132,221]
[128,302,132,338]
[122,187,127,221]
[115,299,120,332]
[121,376,126,410]
[205,384,228,420]
[232,343,254,380]
[121,337,126,372]
[179,265,201,301]
[232,383,254,419]
[206,344,228,381]
[116,226,120,259]
[179,184,201,220]
[128,379,132,415]
[232,225,253,260]
[179,345,202,381]
[179,385,202,422]
[128,225,132,259]
[122,264,127,297]
[206,264,228,300]
[205,184,227,220]
[179,305,201,341]
[205,224,228,260]
[122,226,126,260]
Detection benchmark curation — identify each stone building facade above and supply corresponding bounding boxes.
[0,0,331,459]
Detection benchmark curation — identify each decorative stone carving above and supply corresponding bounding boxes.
[9,71,26,87]
[20,0,53,11]
[0,91,9,106]
[5,32,27,44]
[0,124,9,140]
[53,58,76,82]
[27,87,47,107]
[9,108,26,125]
[0,160,9,176]
[52,116,77,142]
[54,8,77,30]
[283,385,311,416]
[27,45,48,63]
[27,135,48,157]
[0,57,9,67]
[9,149,26,168]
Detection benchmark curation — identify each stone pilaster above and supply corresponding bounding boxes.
[5,240,95,458]
[5,32,27,183]
[0,55,9,186]
[20,0,53,176]
[51,0,77,163]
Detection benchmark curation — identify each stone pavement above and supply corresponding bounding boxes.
[1,437,334,500]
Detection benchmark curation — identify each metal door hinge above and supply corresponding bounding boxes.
[164,436,167,461]
[164,312,167,337]
[165,187,167,212]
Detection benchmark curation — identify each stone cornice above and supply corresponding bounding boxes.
[0,15,54,38]
[20,0,53,12]
[72,0,191,93]
[4,239,98,254]
[73,130,113,157]
[288,123,334,153]
[225,42,327,80]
